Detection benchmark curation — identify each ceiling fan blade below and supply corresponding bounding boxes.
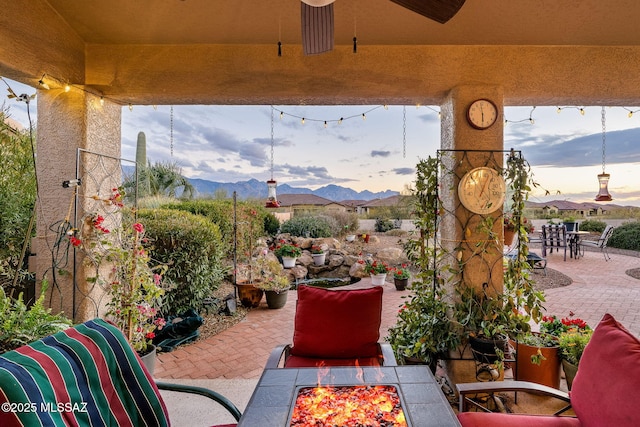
[301,2,334,56]
[390,0,466,24]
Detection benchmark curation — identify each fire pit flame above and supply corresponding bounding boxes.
[289,385,408,427]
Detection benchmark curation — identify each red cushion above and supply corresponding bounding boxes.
[290,285,383,359]
[284,355,381,368]
[457,412,581,427]
[570,313,640,427]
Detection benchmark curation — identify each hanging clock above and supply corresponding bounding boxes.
[467,99,498,130]
[458,167,506,214]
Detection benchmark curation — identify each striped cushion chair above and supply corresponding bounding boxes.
[0,318,241,427]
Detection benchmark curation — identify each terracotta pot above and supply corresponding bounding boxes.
[236,283,263,308]
[504,227,516,245]
[394,278,408,290]
[515,341,561,389]
[265,290,288,309]
[562,359,579,390]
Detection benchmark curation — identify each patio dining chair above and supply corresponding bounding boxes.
[265,284,397,368]
[541,224,568,261]
[579,225,615,261]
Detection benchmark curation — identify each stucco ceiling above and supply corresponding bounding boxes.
[4,0,640,105]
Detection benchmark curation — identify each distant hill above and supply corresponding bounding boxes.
[188,178,399,201]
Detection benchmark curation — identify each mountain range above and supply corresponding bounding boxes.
[188,178,399,201]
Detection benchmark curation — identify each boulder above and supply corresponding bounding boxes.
[375,247,406,265]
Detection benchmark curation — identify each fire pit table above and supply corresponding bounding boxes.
[237,365,461,426]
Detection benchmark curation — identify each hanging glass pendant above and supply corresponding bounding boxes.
[265,179,280,208]
[595,173,612,201]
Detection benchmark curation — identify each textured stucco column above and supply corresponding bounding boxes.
[440,85,505,297]
[32,88,121,321]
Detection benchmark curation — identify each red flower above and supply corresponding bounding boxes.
[133,223,144,233]
[145,332,155,339]
[69,236,82,247]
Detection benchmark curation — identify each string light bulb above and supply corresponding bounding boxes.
[128,104,133,111]
[580,108,585,115]
[324,121,327,128]
[362,113,366,120]
[301,117,305,124]
[557,107,562,114]
[99,96,104,106]
[64,84,71,92]
[338,117,343,124]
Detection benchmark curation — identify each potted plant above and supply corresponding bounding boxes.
[361,258,390,285]
[392,264,410,290]
[253,255,291,309]
[387,286,459,373]
[388,156,460,372]
[0,279,72,353]
[70,188,168,372]
[310,245,326,266]
[274,242,302,268]
[545,314,592,390]
[513,331,561,389]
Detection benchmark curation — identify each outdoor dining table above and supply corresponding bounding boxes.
[237,364,461,426]
[567,230,590,258]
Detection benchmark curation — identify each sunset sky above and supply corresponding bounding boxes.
[4,77,640,206]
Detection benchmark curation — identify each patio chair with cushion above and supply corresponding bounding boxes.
[265,284,397,368]
[456,313,640,427]
[541,224,568,261]
[579,225,615,261]
[0,318,241,427]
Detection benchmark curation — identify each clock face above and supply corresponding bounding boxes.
[467,99,498,129]
[458,167,506,214]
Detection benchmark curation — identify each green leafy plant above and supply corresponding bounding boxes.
[608,221,640,251]
[138,208,226,315]
[274,242,302,258]
[361,259,391,275]
[252,255,291,293]
[279,215,333,238]
[558,329,593,365]
[388,156,459,366]
[579,219,607,233]
[0,280,72,353]
[392,265,410,280]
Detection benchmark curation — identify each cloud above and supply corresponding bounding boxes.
[371,150,391,158]
[393,167,415,176]
[508,127,640,167]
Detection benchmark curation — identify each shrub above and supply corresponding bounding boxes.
[280,215,333,238]
[375,218,395,232]
[163,199,266,259]
[138,209,227,315]
[323,211,359,237]
[579,219,607,233]
[0,112,36,289]
[263,212,280,236]
[608,221,640,251]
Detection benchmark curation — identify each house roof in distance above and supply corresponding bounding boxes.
[276,193,343,207]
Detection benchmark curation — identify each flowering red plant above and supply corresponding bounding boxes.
[69,187,167,353]
[540,313,590,337]
[392,264,410,280]
[360,259,391,275]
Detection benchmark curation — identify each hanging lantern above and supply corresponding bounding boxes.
[266,179,280,208]
[265,106,280,208]
[596,173,612,201]
[595,107,613,201]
